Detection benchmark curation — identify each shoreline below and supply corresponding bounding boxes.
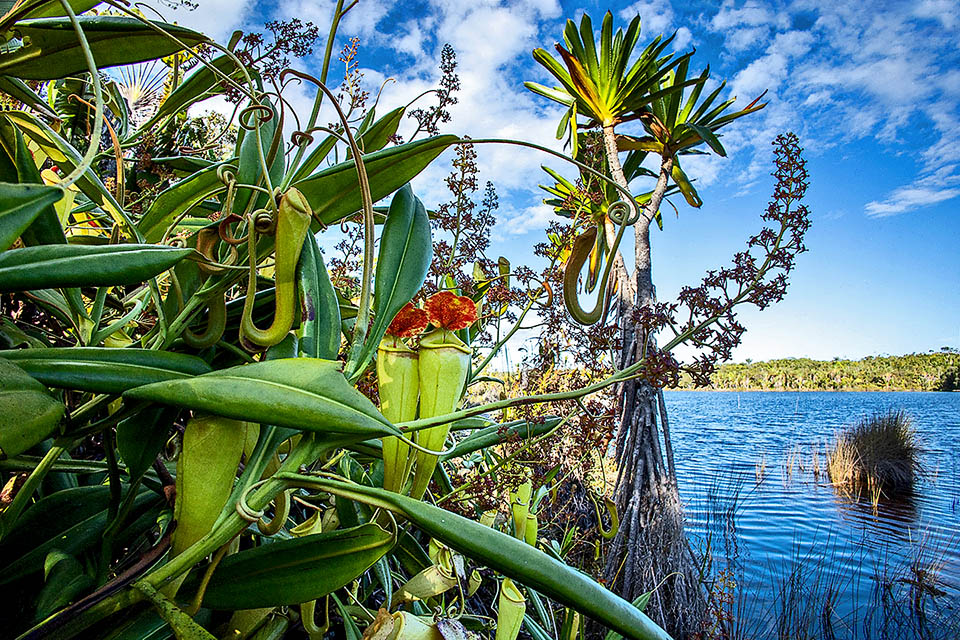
[669,388,955,393]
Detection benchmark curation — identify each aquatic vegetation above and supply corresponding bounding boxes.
[828,410,921,497]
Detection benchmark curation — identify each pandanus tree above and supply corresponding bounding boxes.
[527,11,773,634]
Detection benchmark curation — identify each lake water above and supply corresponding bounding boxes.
[663,391,960,639]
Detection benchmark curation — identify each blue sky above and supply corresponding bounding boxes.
[151,0,960,363]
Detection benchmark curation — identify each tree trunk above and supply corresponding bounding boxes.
[599,126,705,637]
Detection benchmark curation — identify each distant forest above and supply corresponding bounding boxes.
[678,351,960,391]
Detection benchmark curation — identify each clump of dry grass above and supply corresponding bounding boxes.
[827,409,921,497]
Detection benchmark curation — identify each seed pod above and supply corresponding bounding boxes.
[171,414,250,559]
[495,578,526,640]
[377,336,419,493]
[241,188,313,347]
[524,511,539,547]
[510,477,532,541]
[0,359,64,459]
[409,328,471,499]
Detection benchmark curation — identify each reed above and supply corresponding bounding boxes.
[827,409,921,497]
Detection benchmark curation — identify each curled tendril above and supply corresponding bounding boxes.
[238,104,275,130]
[235,480,269,522]
[607,199,639,225]
[252,208,276,235]
[218,213,248,246]
[290,130,314,146]
[217,165,237,186]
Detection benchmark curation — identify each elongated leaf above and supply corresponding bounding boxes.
[0,485,110,554]
[1,347,211,394]
[124,358,400,437]
[347,185,432,379]
[3,111,136,236]
[0,182,62,251]
[138,162,232,243]
[353,106,405,156]
[198,523,393,609]
[0,359,64,459]
[298,233,341,359]
[442,417,561,461]
[0,118,68,248]
[293,135,456,228]
[0,17,209,80]
[0,243,193,292]
[0,0,101,28]
[297,478,671,640]
[0,75,58,119]
[0,489,160,584]
[685,123,726,157]
[35,550,95,620]
[117,406,177,481]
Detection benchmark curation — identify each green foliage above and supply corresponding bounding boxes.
[0,4,802,640]
[681,352,960,391]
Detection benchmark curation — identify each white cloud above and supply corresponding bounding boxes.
[141,0,253,41]
[864,164,960,217]
[496,203,556,238]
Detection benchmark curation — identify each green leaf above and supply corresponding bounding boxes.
[297,478,672,640]
[0,488,160,584]
[34,550,95,621]
[2,111,136,237]
[0,17,210,80]
[0,118,68,248]
[1,347,212,394]
[442,417,561,461]
[124,358,400,438]
[0,243,194,293]
[0,75,58,119]
[117,406,177,481]
[0,183,63,251]
[293,135,456,228]
[298,233,341,360]
[137,162,232,243]
[670,162,702,208]
[685,123,726,157]
[346,184,432,380]
[353,106,405,156]
[0,485,109,553]
[0,359,64,459]
[198,524,393,609]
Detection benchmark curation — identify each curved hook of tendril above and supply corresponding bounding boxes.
[256,488,291,536]
[182,290,226,349]
[238,104,275,130]
[561,199,632,325]
[589,492,620,540]
[240,188,313,348]
[196,227,238,276]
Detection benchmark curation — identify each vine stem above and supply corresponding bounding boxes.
[56,0,102,190]
[284,0,357,188]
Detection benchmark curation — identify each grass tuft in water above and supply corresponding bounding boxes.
[827,409,921,498]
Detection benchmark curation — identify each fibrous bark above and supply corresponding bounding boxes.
[599,126,705,637]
